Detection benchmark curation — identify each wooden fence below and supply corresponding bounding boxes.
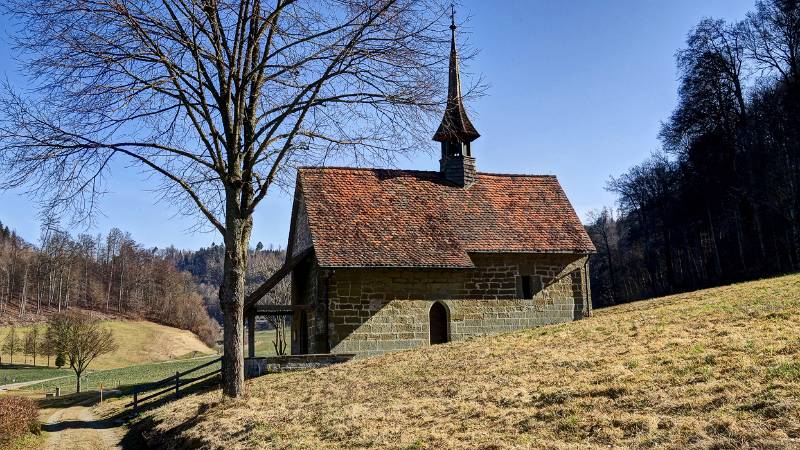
[126,357,222,413]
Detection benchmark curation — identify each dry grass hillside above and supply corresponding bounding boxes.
[142,274,800,449]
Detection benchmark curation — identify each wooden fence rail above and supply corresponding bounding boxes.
[126,356,223,412]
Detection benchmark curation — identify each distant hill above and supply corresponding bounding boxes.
[141,274,800,449]
[1,319,214,370]
[0,217,287,340]
[0,220,218,344]
[167,244,289,323]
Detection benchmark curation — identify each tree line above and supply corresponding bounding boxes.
[0,220,218,345]
[163,242,290,324]
[587,0,800,306]
[3,311,117,393]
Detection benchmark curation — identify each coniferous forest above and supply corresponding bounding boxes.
[588,0,800,307]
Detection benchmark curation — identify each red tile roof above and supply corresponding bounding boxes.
[297,168,595,268]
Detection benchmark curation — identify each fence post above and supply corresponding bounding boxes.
[175,371,180,399]
[133,388,138,412]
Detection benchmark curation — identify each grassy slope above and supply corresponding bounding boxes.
[0,320,214,370]
[0,366,69,386]
[24,355,221,395]
[252,329,283,357]
[143,274,800,449]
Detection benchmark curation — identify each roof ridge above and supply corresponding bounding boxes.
[298,166,436,174]
[476,172,556,178]
[298,166,556,178]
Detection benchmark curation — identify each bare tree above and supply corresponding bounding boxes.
[745,0,800,83]
[2,326,20,364]
[586,208,620,304]
[23,327,41,366]
[47,312,118,393]
[0,0,459,397]
[41,325,56,367]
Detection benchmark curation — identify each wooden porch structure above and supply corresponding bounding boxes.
[243,248,313,358]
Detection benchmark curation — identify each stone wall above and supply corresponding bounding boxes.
[244,354,355,378]
[320,253,590,358]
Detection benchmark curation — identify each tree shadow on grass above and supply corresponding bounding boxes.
[116,376,222,449]
[29,371,221,448]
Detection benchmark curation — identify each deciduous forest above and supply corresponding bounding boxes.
[0,219,288,344]
[588,0,800,307]
[0,220,222,343]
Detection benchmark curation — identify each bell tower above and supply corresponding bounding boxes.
[433,7,480,187]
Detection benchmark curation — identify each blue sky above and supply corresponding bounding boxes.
[0,0,755,250]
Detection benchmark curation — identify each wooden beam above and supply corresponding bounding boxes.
[252,304,313,314]
[244,247,313,312]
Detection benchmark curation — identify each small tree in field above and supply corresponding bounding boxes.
[23,327,40,366]
[41,326,56,367]
[2,326,20,364]
[47,312,117,393]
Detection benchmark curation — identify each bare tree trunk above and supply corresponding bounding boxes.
[83,258,89,309]
[48,271,53,308]
[19,262,28,317]
[661,225,676,291]
[734,209,747,272]
[65,271,71,310]
[599,227,618,304]
[57,272,63,313]
[220,196,252,398]
[706,208,723,279]
[106,260,113,311]
[0,270,4,315]
[118,248,124,313]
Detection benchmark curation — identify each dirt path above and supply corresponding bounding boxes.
[42,404,123,450]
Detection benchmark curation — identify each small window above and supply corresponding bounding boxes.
[521,275,541,299]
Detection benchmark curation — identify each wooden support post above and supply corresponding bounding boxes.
[175,371,180,399]
[247,313,256,358]
[133,389,138,412]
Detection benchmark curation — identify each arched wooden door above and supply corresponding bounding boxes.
[429,302,449,345]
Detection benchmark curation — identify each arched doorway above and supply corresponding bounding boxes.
[429,302,449,345]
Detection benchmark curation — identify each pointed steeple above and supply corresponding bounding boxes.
[435,6,479,187]
[433,7,480,145]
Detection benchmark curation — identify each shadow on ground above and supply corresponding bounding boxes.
[117,376,222,449]
[34,372,222,449]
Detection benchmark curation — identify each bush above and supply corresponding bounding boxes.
[55,354,65,368]
[0,395,40,447]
